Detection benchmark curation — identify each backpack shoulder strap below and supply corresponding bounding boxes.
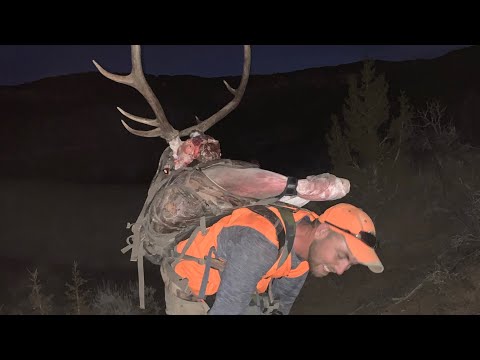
[248,204,297,269]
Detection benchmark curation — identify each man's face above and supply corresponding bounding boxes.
[307,231,358,277]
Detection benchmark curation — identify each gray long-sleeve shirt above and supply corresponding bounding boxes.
[207,226,308,315]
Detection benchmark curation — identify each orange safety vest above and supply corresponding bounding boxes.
[174,205,319,297]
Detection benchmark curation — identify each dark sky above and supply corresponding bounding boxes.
[0,45,471,86]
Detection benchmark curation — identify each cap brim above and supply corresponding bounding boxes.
[343,232,384,273]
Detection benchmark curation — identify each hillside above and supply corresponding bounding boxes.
[1,45,479,183]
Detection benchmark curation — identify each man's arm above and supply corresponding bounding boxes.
[208,226,278,315]
[270,273,308,315]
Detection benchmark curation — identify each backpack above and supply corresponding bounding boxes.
[121,149,299,309]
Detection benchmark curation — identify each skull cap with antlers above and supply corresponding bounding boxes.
[92,45,251,169]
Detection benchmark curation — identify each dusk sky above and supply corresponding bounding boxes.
[0,45,471,86]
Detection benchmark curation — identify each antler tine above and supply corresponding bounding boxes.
[93,45,179,142]
[178,45,251,137]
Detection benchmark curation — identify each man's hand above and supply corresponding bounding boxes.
[296,173,350,201]
[269,309,284,315]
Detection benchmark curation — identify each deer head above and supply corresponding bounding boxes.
[92,45,251,171]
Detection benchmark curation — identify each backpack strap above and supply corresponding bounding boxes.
[121,169,182,310]
[247,204,297,314]
[275,205,296,267]
[171,215,226,272]
[198,246,217,300]
[247,204,296,269]
[278,177,298,197]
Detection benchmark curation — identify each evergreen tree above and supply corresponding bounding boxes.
[327,60,413,175]
[387,91,414,164]
[342,60,390,169]
[326,114,352,169]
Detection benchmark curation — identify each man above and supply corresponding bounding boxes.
[160,202,384,315]
[123,140,353,310]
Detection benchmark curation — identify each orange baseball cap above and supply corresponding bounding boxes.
[318,203,384,273]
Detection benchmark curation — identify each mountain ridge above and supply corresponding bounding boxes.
[1,45,479,182]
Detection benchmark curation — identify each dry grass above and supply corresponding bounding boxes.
[1,262,164,315]
[91,280,162,315]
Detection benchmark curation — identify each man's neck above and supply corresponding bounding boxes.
[293,221,316,261]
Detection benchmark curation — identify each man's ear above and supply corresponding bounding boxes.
[314,222,331,239]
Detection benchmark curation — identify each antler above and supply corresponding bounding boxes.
[178,45,251,137]
[92,45,251,144]
[93,45,179,142]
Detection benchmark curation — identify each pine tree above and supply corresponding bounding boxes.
[28,269,54,315]
[326,59,415,200]
[65,261,90,315]
[326,114,352,169]
[342,60,390,169]
[387,91,414,164]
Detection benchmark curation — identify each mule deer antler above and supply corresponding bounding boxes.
[92,45,251,148]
